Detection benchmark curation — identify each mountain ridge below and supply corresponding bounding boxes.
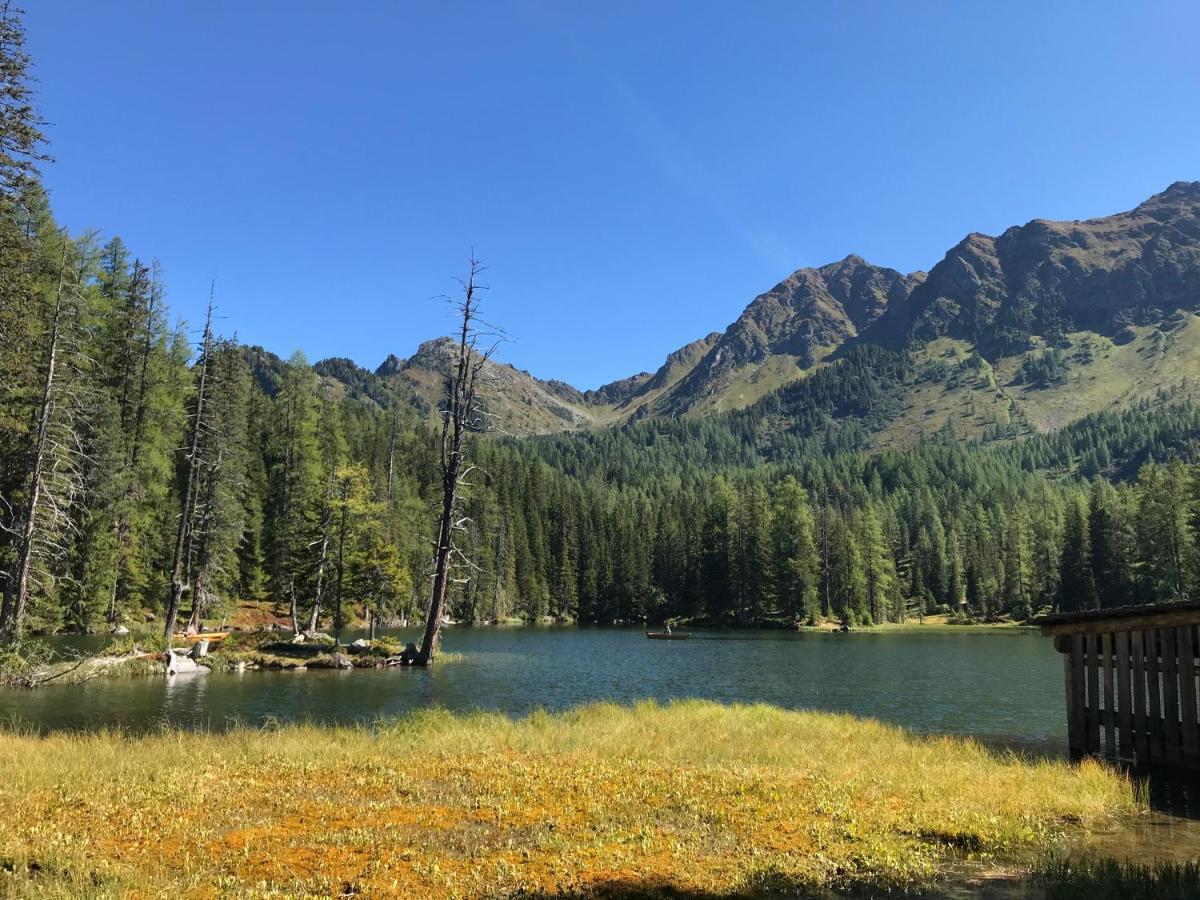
[312,182,1200,438]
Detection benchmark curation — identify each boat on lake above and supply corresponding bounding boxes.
[646,631,690,640]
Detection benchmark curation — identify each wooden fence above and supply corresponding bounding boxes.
[1037,601,1200,768]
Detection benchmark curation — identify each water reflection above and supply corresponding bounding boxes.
[3,627,1065,745]
[163,668,209,722]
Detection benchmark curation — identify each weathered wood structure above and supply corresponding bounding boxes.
[1037,600,1200,768]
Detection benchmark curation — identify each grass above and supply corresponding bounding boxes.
[0,700,1138,898]
[1032,855,1200,900]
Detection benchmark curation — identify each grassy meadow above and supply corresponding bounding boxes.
[0,700,1138,898]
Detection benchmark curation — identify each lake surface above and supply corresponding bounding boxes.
[0,626,1067,747]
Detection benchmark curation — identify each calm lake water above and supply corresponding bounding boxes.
[0,626,1067,746]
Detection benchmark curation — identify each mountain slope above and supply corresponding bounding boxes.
[319,183,1200,443]
[654,256,923,416]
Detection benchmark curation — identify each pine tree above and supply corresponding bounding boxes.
[1058,495,1096,613]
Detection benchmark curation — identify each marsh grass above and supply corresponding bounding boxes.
[0,700,1137,897]
[1032,854,1200,900]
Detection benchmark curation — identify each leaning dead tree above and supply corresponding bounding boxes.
[414,257,500,665]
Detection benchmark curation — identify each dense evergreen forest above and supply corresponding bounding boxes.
[3,5,1200,645]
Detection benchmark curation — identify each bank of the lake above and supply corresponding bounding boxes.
[0,700,1138,898]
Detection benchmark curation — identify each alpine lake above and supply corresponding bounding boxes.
[5,625,1200,894]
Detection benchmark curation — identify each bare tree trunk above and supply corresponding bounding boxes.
[308,512,331,634]
[0,255,67,640]
[386,413,397,497]
[164,297,213,640]
[332,492,348,645]
[288,577,300,634]
[415,258,494,665]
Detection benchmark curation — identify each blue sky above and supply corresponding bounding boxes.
[26,1,1200,389]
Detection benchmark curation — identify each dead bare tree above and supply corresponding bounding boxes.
[414,257,501,665]
[163,293,214,639]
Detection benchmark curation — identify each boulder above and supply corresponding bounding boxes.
[189,639,210,659]
[291,632,306,644]
[112,624,130,636]
[163,648,208,676]
[331,652,353,670]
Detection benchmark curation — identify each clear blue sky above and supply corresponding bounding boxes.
[26,1,1200,389]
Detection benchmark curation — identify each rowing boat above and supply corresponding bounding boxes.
[646,631,690,640]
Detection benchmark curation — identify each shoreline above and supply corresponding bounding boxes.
[0,700,1139,897]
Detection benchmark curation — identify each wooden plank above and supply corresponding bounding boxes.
[1116,630,1133,761]
[1102,632,1117,758]
[1178,625,1200,760]
[1041,607,1200,637]
[1162,628,1182,761]
[1086,632,1101,754]
[1147,629,1164,762]
[1068,633,1086,757]
[1131,629,1149,763]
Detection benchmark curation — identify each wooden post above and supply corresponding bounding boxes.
[1084,633,1100,753]
[1147,629,1164,761]
[1116,630,1132,761]
[1131,629,1149,764]
[1178,626,1199,758]
[1101,633,1116,758]
[1065,634,1085,757]
[1162,628,1182,762]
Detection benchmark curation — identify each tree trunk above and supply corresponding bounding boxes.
[414,258,490,665]
[0,260,65,640]
[164,300,213,640]
[308,526,330,634]
[289,578,300,634]
[332,497,348,645]
[417,470,457,663]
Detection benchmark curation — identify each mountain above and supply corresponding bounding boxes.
[653,256,923,415]
[870,181,1200,354]
[320,183,1200,443]
[375,338,608,433]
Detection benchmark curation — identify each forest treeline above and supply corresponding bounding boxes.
[3,4,1200,642]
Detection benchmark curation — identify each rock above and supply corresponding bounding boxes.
[331,653,353,670]
[291,632,306,644]
[112,624,130,636]
[163,648,208,676]
[305,631,334,644]
[189,639,210,659]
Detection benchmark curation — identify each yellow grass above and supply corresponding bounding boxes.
[0,701,1137,898]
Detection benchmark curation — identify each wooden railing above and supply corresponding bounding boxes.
[1038,602,1200,768]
